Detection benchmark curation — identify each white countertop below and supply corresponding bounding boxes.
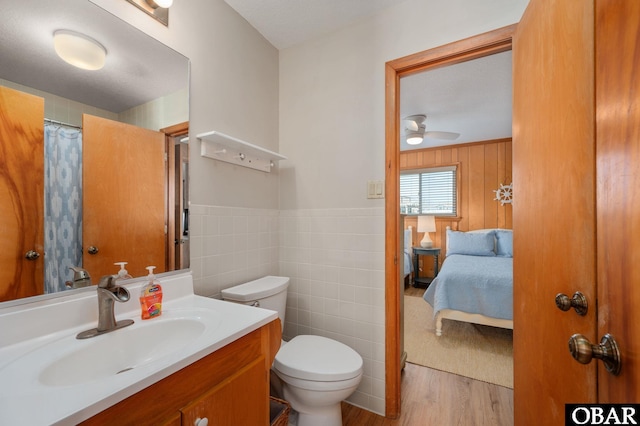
[0,272,278,425]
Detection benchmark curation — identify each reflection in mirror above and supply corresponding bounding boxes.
[0,0,190,304]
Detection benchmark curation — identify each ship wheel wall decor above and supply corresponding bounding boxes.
[493,183,513,205]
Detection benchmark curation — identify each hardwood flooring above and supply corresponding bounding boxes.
[404,284,426,298]
[340,283,514,425]
[342,363,514,426]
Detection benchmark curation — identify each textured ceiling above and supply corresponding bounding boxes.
[223,0,512,150]
[400,50,513,150]
[224,0,408,50]
[1,0,512,144]
[0,0,187,113]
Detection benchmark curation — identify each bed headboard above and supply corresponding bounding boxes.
[404,226,413,252]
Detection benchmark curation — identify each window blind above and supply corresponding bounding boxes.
[400,166,457,216]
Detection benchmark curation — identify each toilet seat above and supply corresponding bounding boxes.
[273,335,363,382]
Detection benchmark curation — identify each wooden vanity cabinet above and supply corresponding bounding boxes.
[181,357,266,425]
[80,319,281,426]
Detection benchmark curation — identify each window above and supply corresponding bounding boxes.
[400,165,457,216]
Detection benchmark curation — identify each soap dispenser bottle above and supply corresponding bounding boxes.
[114,262,133,283]
[139,266,163,320]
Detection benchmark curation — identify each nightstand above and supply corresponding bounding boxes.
[412,247,441,287]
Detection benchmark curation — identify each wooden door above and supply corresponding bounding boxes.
[83,114,166,279]
[515,0,640,422]
[0,86,44,301]
[513,0,597,423]
[595,0,640,402]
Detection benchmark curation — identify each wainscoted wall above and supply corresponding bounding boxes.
[189,205,385,412]
[279,207,386,414]
[402,138,513,263]
[189,204,280,298]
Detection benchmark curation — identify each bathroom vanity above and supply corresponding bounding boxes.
[82,320,280,425]
[0,272,280,425]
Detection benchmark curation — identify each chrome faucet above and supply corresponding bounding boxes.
[65,266,92,289]
[76,275,134,339]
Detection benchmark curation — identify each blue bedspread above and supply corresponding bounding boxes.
[423,254,513,320]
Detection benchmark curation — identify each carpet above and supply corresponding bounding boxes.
[403,295,513,388]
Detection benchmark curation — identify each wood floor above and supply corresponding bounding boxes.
[341,363,513,425]
[340,283,514,425]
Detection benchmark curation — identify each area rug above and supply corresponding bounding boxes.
[404,295,513,388]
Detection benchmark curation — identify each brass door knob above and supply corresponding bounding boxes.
[568,333,621,376]
[24,250,40,260]
[87,246,99,255]
[555,292,588,315]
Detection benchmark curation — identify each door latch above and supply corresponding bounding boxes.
[568,333,621,376]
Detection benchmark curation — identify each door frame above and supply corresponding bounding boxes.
[384,25,517,417]
[161,121,189,271]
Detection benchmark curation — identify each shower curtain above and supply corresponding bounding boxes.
[44,124,82,293]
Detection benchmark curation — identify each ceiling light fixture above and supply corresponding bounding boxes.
[406,127,425,145]
[126,0,170,26]
[53,30,106,71]
[146,0,173,8]
[403,114,461,144]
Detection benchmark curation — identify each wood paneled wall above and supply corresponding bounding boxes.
[402,138,512,262]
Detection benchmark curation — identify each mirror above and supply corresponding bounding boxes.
[0,0,190,304]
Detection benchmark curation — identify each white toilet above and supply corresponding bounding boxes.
[221,276,363,426]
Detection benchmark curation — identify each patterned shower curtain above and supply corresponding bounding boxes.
[44,124,82,293]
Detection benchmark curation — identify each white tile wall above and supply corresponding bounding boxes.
[188,204,386,415]
[279,207,386,415]
[189,204,281,298]
[185,205,385,415]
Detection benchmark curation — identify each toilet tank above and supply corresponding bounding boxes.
[221,276,289,331]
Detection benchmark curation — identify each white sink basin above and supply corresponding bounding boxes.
[39,316,208,386]
[0,276,279,426]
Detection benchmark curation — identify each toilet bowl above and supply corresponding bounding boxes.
[221,276,363,426]
[273,334,363,426]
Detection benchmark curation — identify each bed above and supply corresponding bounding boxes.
[403,226,414,283]
[423,227,513,336]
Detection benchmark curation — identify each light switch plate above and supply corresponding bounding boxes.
[367,180,384,199]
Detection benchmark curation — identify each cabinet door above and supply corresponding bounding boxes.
[181,357,268,426]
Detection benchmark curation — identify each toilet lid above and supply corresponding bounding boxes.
[274,335,363,382]
[221,276,289,302]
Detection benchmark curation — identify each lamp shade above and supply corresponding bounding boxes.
[53,30,106,71]
[417,215,436,232]
[417,215,436,248]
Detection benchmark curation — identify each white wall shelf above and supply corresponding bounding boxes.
[197,131,286,173]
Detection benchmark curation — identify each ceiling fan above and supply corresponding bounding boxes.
[403,114,460,145]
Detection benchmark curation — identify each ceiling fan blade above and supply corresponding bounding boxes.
[424,131,460,140]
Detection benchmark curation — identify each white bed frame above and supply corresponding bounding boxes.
[434,227,514,337]
[403,226,413,283]
[435,309,513,337]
